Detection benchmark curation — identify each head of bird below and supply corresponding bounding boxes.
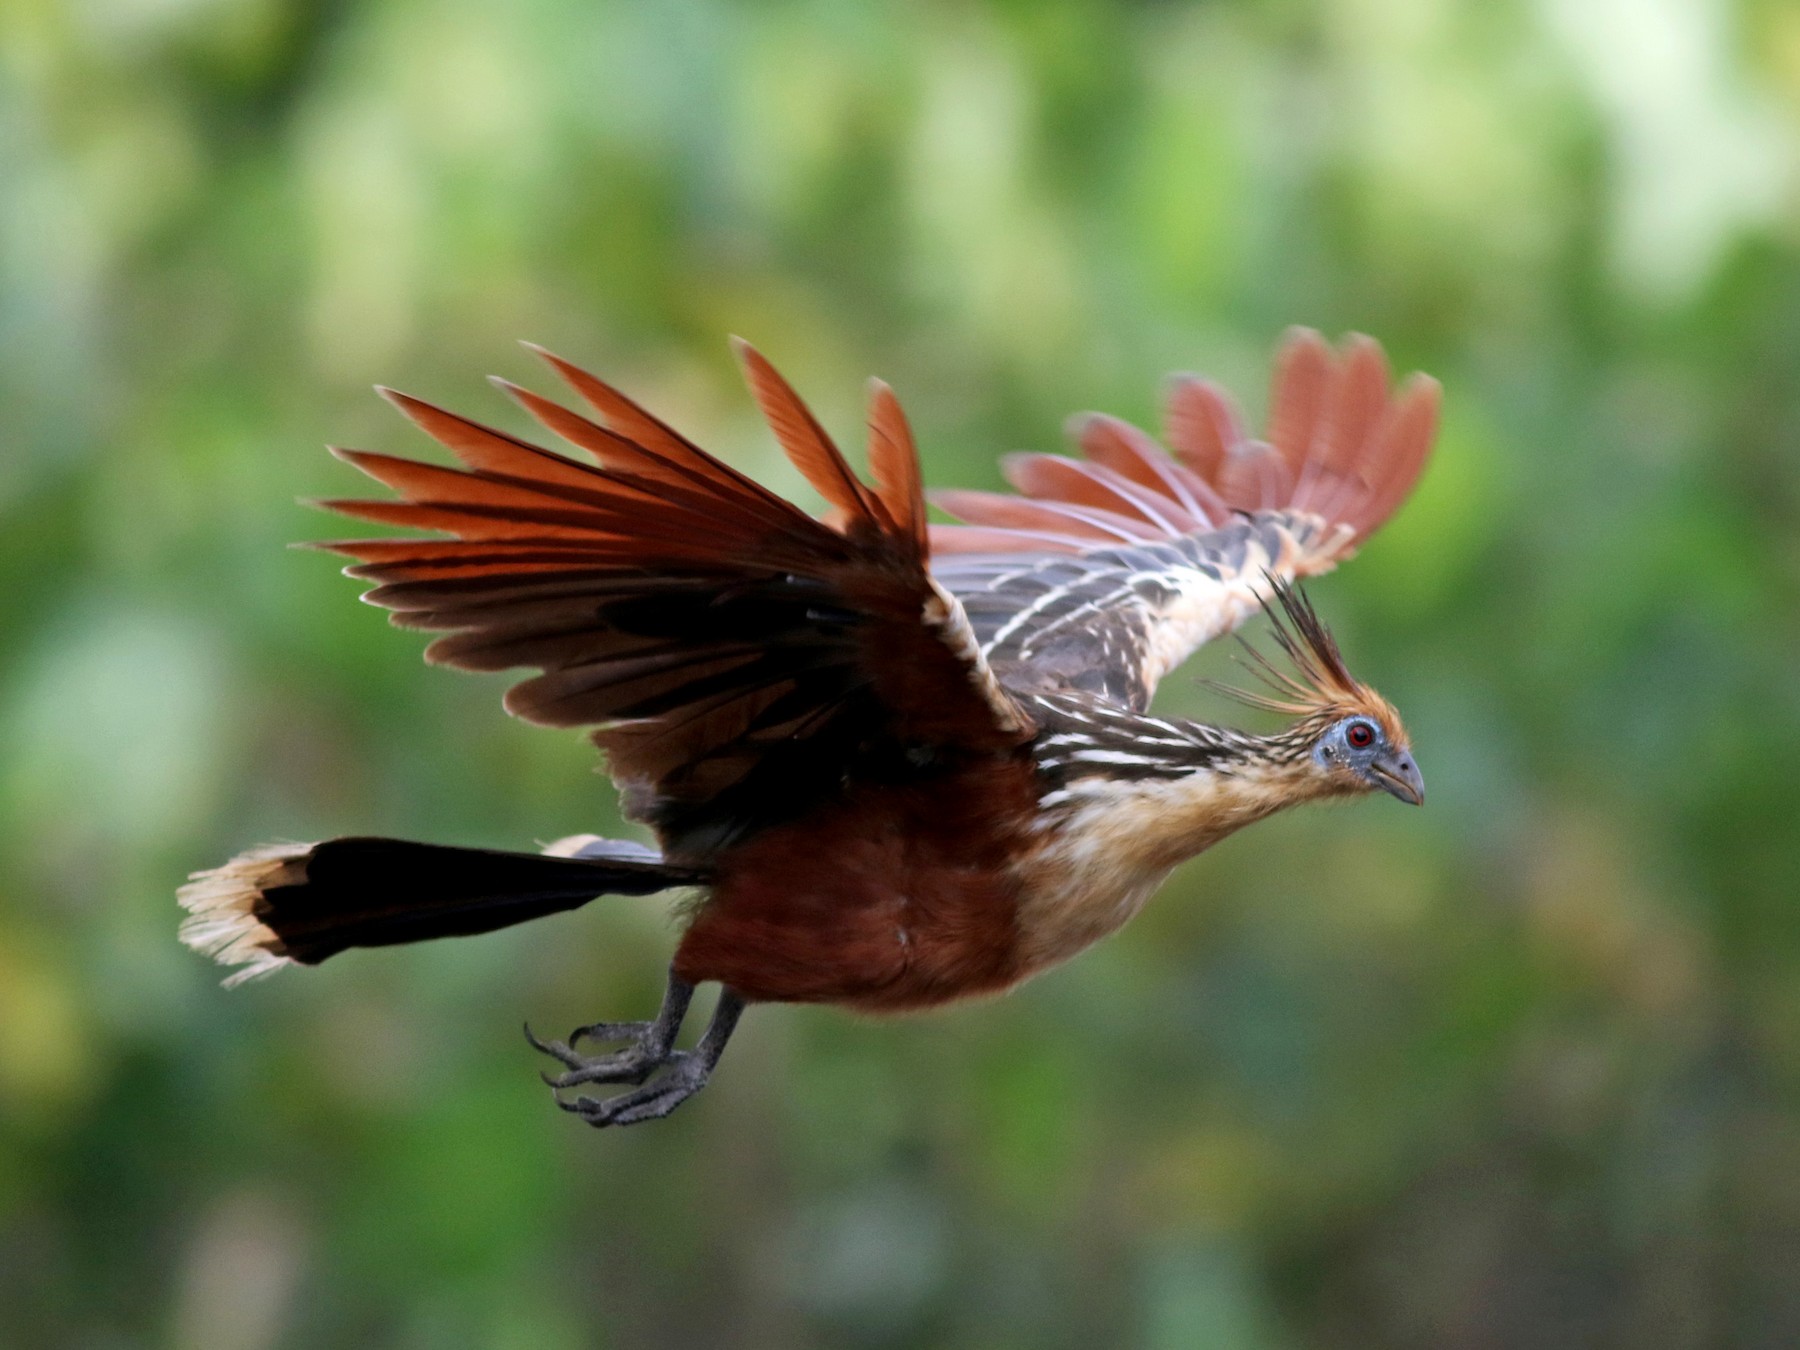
[1300,705,1423,805]
[1217,576,1424,807]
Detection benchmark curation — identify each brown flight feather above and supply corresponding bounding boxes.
[314,343,1033,855]
[865,379,926,556]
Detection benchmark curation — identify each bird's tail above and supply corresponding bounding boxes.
[178,836,704,986]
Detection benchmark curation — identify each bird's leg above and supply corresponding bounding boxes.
[525,972,694,1088]
[555,988,746,1129]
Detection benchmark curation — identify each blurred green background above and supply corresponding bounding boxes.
[4,1,1800,1346]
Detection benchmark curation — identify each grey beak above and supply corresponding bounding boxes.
[1368,750,1425,806]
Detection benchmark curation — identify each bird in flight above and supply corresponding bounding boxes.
[180,329,1437,1128]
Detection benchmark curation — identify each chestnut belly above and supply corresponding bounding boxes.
[674,871,1025,1011]
[671,765,1038,1011]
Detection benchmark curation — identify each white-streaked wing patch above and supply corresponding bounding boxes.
[934,509,1352,711]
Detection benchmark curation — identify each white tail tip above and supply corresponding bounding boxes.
[177,843,313,987]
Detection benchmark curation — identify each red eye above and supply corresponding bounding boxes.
[1346,721,1375,749]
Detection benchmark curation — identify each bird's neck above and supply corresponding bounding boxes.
[1027,701,1340,873]
[1048,747,1330,869]
[1010,721,1337,978]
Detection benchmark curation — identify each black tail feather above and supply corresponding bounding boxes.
[179,836,705,983]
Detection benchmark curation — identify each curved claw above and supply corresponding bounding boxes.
[529,1016,670,1090]
[523,1025,588,1070]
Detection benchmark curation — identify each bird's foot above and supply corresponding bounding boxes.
[525,984,745,1130]
[524,1020,666,1088]
[555,1050,714,1127]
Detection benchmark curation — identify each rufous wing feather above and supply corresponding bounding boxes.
[935,329,1437,560]
[866,379,926,556]
[315,343,1031,856]
[732,338,889,531]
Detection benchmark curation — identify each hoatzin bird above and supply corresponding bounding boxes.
[180,329,1436,1128]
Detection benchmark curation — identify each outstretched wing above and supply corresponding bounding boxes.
[930,330,1440,710]
[318,341,1033,857]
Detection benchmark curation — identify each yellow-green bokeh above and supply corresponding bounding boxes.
[4,1,1800,1346]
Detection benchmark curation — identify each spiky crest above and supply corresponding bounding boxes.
[1210,575,1407,745]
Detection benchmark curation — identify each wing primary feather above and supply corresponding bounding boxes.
[866,379,927,555]
[1215,440,1293,513]
[1346,372,1440,537]
[927,524,1094,555]
[375,389,620,494]
[520,343,807,522]
[999,453,1194,534]
[1313,334,1390,482]
[1069,413,1226,526]
[312,497,604,540]
[1265,327,1332,473]
[931,489,1160,544]
[487,377,795,527]
[731,338,889,530]
[1163,375,1244,480]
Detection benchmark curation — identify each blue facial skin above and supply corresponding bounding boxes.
[1314,716,1425,805]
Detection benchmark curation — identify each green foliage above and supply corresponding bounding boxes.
[4,1,1800,1345]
